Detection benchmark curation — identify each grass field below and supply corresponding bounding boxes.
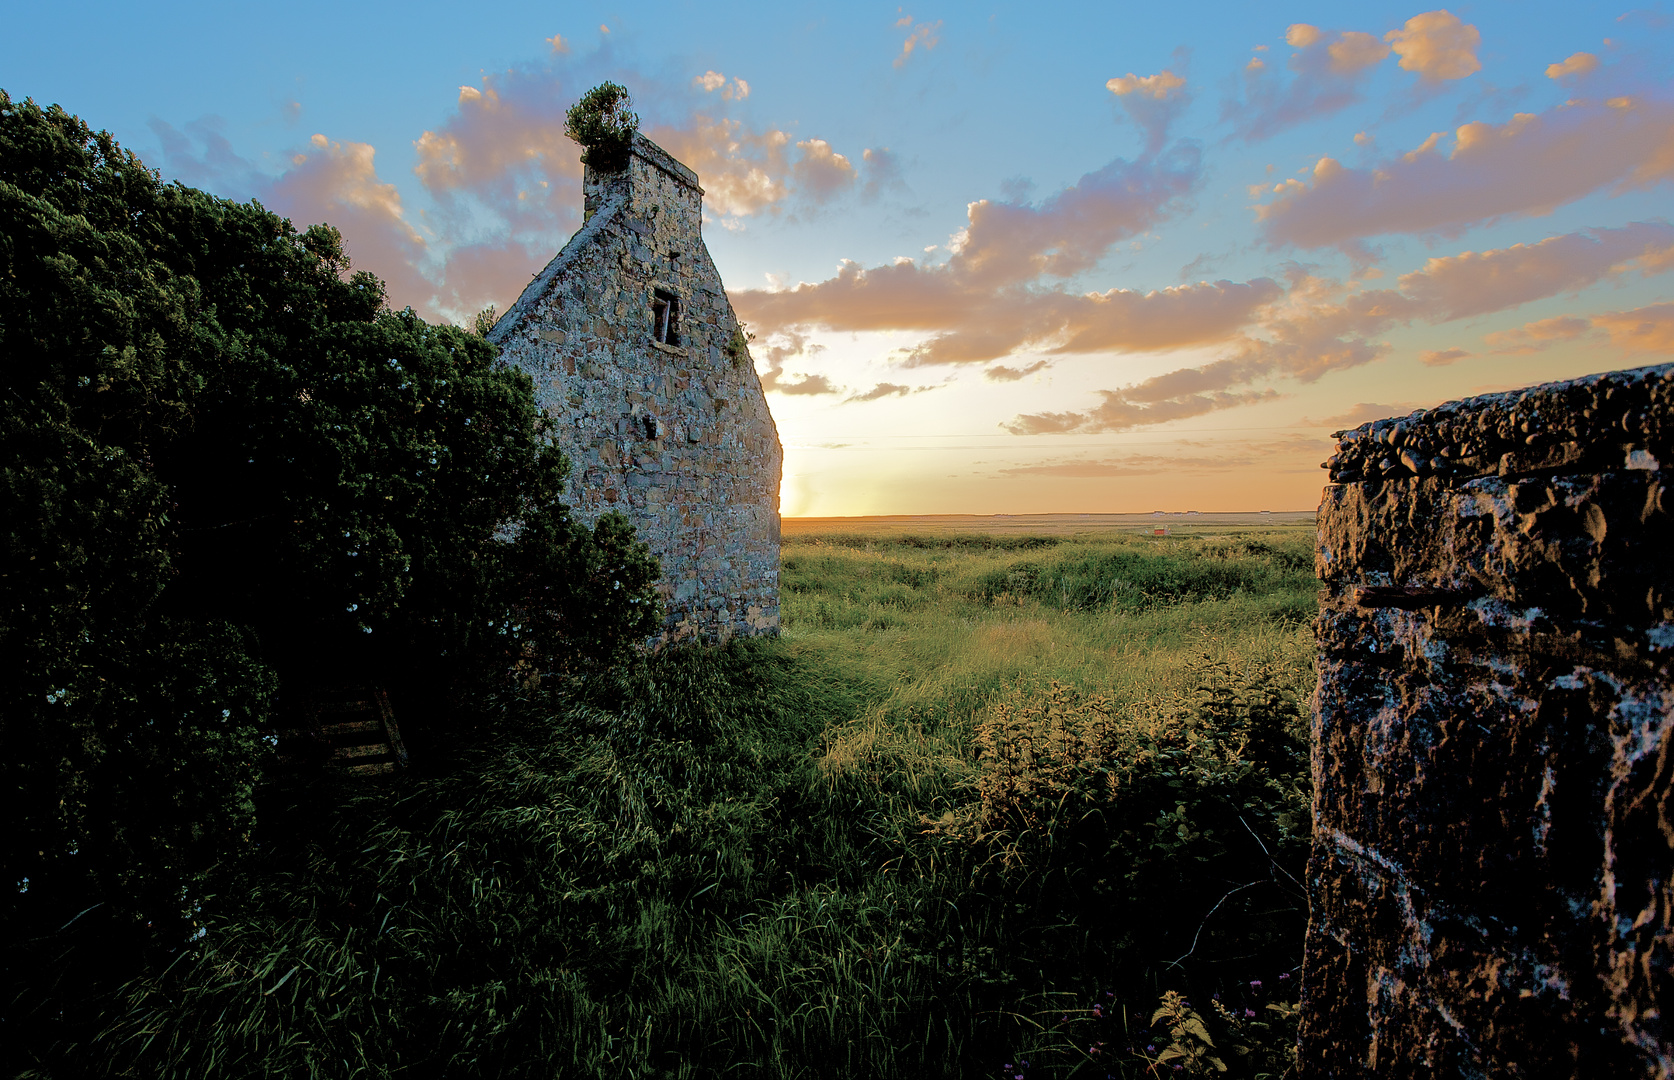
[13,522,1320,1080]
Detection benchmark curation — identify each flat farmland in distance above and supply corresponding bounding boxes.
[782,510,1318,539]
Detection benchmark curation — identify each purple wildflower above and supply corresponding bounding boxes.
[1245,1008,1257,1018]
[1250,979,1263,989]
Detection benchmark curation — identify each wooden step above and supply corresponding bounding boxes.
[312,700,376,714]
[342,761,398,777]
[329,743,391,761]
[319,718,384,737]
[263,685,410,785]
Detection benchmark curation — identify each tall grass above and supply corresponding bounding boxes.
[10,529,1317,1079]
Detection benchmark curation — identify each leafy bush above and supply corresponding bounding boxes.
[564,82,639,171]
[933,647,1311,977]
[0,90,661,946]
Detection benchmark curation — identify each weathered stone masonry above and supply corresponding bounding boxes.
[1300,364,1674,1078]
[489,133,782,640]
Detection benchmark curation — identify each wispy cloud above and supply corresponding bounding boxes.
[1255,94,1674,249]
[1222,21,1392,143]
[1107,67,1192,153]
[985,361,1049,382]
[1484,303,1674,356]
[1590,302,1674,353]
[1395,221,1674,320]
[845,382,941,403]
[1482,315,1595,354]
[995,438,1322,478]
[792,139,858,203]
[893,14,943,68]
[755,331,843,396]
[1000,211,1674,436]
[735,144,1213,363]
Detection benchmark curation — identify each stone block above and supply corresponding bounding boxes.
[1302,364,1674,1078]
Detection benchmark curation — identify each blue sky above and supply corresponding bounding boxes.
[7,2,1673,513]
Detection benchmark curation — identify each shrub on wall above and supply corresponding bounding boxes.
[563,82,639,171]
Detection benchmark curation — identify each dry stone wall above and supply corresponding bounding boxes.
[1301,364,1674,1077]
[489,134,782,641]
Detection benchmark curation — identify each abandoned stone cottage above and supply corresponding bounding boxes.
[487,133,782,640]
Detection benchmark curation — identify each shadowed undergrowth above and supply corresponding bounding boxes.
[11,530,1316,1079]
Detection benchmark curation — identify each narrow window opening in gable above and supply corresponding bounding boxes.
[651,289,681,347]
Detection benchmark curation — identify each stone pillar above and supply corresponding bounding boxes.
[1301,364,1674,1078]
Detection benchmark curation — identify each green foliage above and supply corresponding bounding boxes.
[8,528,1318,1078]
[472,304,498,337]
[1150,990,1228,1074]
[724,323,755,370]
[564,82,639,171]
[0,89,661,952]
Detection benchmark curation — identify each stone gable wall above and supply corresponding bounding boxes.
[1301,364,1674,1077]
[489,134,782,641]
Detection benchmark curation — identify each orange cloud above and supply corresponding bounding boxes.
[1592,303,1674,353]
[792,139,858,203]
[545,33,570,55]
[1224,22,1392,141]
[1256,96,1674,248]
[1107,70,1186,99]
[648,117,793,218]
[1006,384,1280,435]
[694,70,750,100]
[1546,52,1599,80]
[845,382,940,403]
[267,134,432,309]
[1283,24,1389,73]
[1107,69,1192,153]
[1003,271,1433,435]
[1483,306,1674,356]
[953,146,1202,288]
[895,18,943,68]
[1328,31,1391,73]
[1042,221,1674,432]
[738,250,1270,370]
[1385,10,1481,81]
[755,331,842,396]
[985,361,1049,382]
[414,82,581,194]
[1396,222,1674,320]
[1482,315,1595,354]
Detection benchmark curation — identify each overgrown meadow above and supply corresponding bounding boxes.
[12,525,1317,1080]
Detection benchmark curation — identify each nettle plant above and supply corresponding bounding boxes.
[564,82,639,171]
[932,648,1312,979]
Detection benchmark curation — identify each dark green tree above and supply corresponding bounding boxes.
[563,82,639,170]
[0,90,662,938]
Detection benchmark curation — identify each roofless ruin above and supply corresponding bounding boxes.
[489,118,782,642]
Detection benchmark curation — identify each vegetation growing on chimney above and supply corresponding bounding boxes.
[564,82,639,172]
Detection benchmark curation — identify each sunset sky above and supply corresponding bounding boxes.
[8,2,1673,514]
